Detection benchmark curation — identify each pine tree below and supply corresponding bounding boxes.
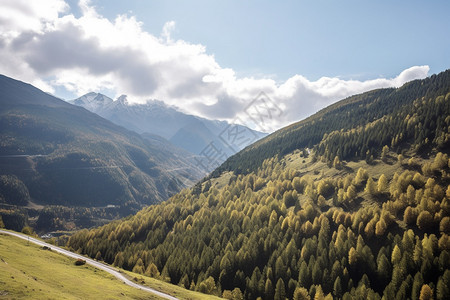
[377,253,391,283]
[113,252,124,268]
[354,168,368,186]
[404,206,416,225]
[132,258,144,274]
[333,276,342,298]
[265,278,274,300]
[179,274,189,289]
[412,272,424,300]
[333,156,341,169]
[231,288,244,300]
[312,261,322,285]
[348,247,357,266]
[377,174,388,193]
[365,177,377,195]
[274,278,286,300]
[391,245,402,265]
[293,287,310,300]
[436,270,450,300]
[345,185,357,202]
[317,195,326,208]
[145,263,160,278]
[314,285,325,300]
[375,219,387,236]
[275,256,287,280]
[381,145,389,161]
[298,261,310,288]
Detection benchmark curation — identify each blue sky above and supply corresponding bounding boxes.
[0,0,448,131]
[86,0,450,80]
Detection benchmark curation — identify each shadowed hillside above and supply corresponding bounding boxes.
[0,75,205,232]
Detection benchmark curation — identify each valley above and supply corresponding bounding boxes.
[1,1,449,299]
[0,75,206,234]
[65,71,450,299]
[1,70,449,299]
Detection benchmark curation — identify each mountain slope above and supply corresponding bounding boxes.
[0,74,204,230]
[69,93,266,158]
[68,70,450,299]
[211,70,450,176]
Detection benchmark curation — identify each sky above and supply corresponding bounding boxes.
[0,0,449,132]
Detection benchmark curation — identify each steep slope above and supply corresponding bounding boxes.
[67,70,450,299]
[0,74,204,231]
[69,93,266,157]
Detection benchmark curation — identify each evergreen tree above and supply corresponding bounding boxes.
[381,145,389,162]
[391,245,402,265]
[274,278,286,300]
[333,276,342,298]
[314,285,325,300]
[436,270,450,300]
[365,177,377,195]
[293,287,310,300]
[378,174,388,193]
[333,156,342,169]
[265,278,274,300]
[412,272,424,300]
[348,247,358,266]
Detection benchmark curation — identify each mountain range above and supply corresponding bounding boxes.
[0,74,205,230]
[69,93,266,159]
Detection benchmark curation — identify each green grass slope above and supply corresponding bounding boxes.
[0,232,221,299]
[0,233,158,299]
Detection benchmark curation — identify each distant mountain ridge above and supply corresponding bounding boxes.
[0,74,205,231]
[69,93,266,158]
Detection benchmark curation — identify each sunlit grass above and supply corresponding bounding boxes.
[0,233,220,299]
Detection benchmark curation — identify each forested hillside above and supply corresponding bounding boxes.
[67,70,450,299]
[0,75,204,232]
[212,70,450,176]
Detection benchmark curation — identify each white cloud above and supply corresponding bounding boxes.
[0,0,68,35]
[0,0,430,132]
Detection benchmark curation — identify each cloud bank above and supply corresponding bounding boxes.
[0,0,430,131]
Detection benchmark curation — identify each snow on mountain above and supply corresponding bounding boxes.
[70,92,113,113]
[69,93,267,161]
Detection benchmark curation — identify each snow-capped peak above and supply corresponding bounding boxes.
[70,93,113,112]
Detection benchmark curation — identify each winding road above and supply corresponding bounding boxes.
[0,229,178,300]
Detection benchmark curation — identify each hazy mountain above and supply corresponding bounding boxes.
[69,93,266,160]
[68,70,450,299]
[0,74,205,231]
[70,92,113,112]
